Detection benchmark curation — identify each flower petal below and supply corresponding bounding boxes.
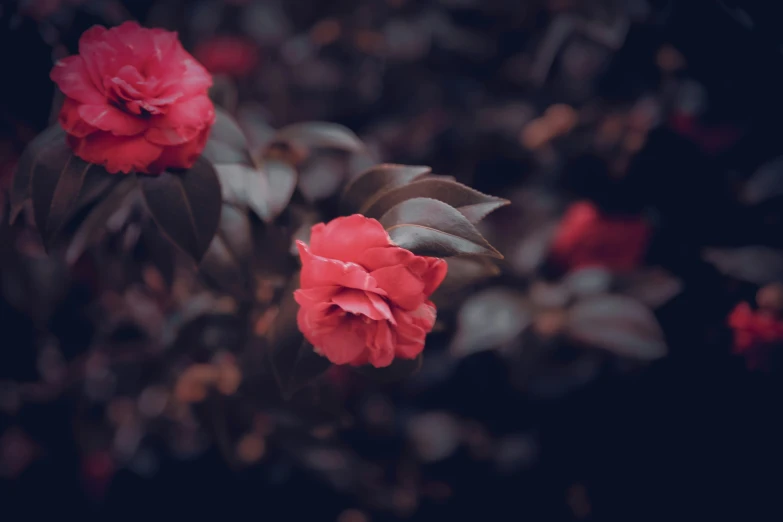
[146,125,210,173]
[370,264,426,310]
[50,56,105,104]
[78,105,147,136]
[297,241,384,294]
[364,320,395,368]
[298,307,366,365]
[331,289,394,322]
[68,132,162,174]
[393,301,436,359]
[58,98,98,138]
[146,95,215,146]
[309,215,392,262]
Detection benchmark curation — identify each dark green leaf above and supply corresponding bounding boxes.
[363,178,509,223]
[209,75,238,113]
[216,160,297,223]
[354,355,423,383]
[274,122,363,153]
[341,164,431,214]
[139,158,222,262]
[202,108,253,165]
[264,160,298,220]
[200,205,253,298]
[11,125,66,223]
[379,197,503,258]
[268,272,332,398]
[32,151,98,246]
[566,295,667,360]
[65,176,138,265]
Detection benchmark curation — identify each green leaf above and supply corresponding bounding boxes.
[354,355,423,383]
[139,157,222,262]
[363,177,509,223]
[32,152,99,248]
[202,107,254,165]
[11,125,66,223]
[379,197,503,258]
[274,122,364,153]
[65,175,138,265]
[200,205,253,297]
[268,272,332,398]
[215,159,297,223]
[341,164,431,215]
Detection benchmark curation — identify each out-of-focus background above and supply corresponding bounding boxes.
[3,0,783,520]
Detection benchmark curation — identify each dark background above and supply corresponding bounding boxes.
[2,0,783,520]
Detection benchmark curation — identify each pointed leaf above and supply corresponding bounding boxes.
[216,163,270,220]
[268,272,332,398]
[264,160,298,220]
[341,164,431,214]
[703,246,783,285]
[274,122,363,153]
[11,125,66,223]
[379,197,503,258]
[31,151,98,246]
[355,355,423,383]
[565,295,667,360]
[202,108,253,165]
[451,288,531,357]
[616,268,682,308]
[200,205,253,297]
[139,158,222,262]
[363,178,509,223]
[741,156,783,204]
[65,176,138,265]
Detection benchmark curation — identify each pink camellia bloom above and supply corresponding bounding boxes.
[50,21,216,174]
[294,215,447,368]
[550,201,651,272]
[728,302,783,370]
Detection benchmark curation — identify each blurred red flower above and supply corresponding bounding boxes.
[550,201,651,272]
[50,21,215,174]
[193,36,260,78]
[727,302,783,370]
[669,112,742,156]
[295,215,447,368]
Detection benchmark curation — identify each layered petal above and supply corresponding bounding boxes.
[50,56,104,104]
[309,215,392,262]
[78,105,147,136]
[297,241,384,293]
[331,289,395,323]
[68,132,162,174]
[58,98,98,138]
[146,126,210,173]
[370,264,426,310]
[146,95,215,146]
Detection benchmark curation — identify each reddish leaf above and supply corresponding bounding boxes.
[379,197,502,258]
[341,164,431,215]
[364,178,509,223]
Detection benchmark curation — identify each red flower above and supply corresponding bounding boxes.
[294,215,447,368]
[669,112,742,156]
[50,21,216,174]
[193,36,260,78]
[550,201,651,272]
[728,302,783,370]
